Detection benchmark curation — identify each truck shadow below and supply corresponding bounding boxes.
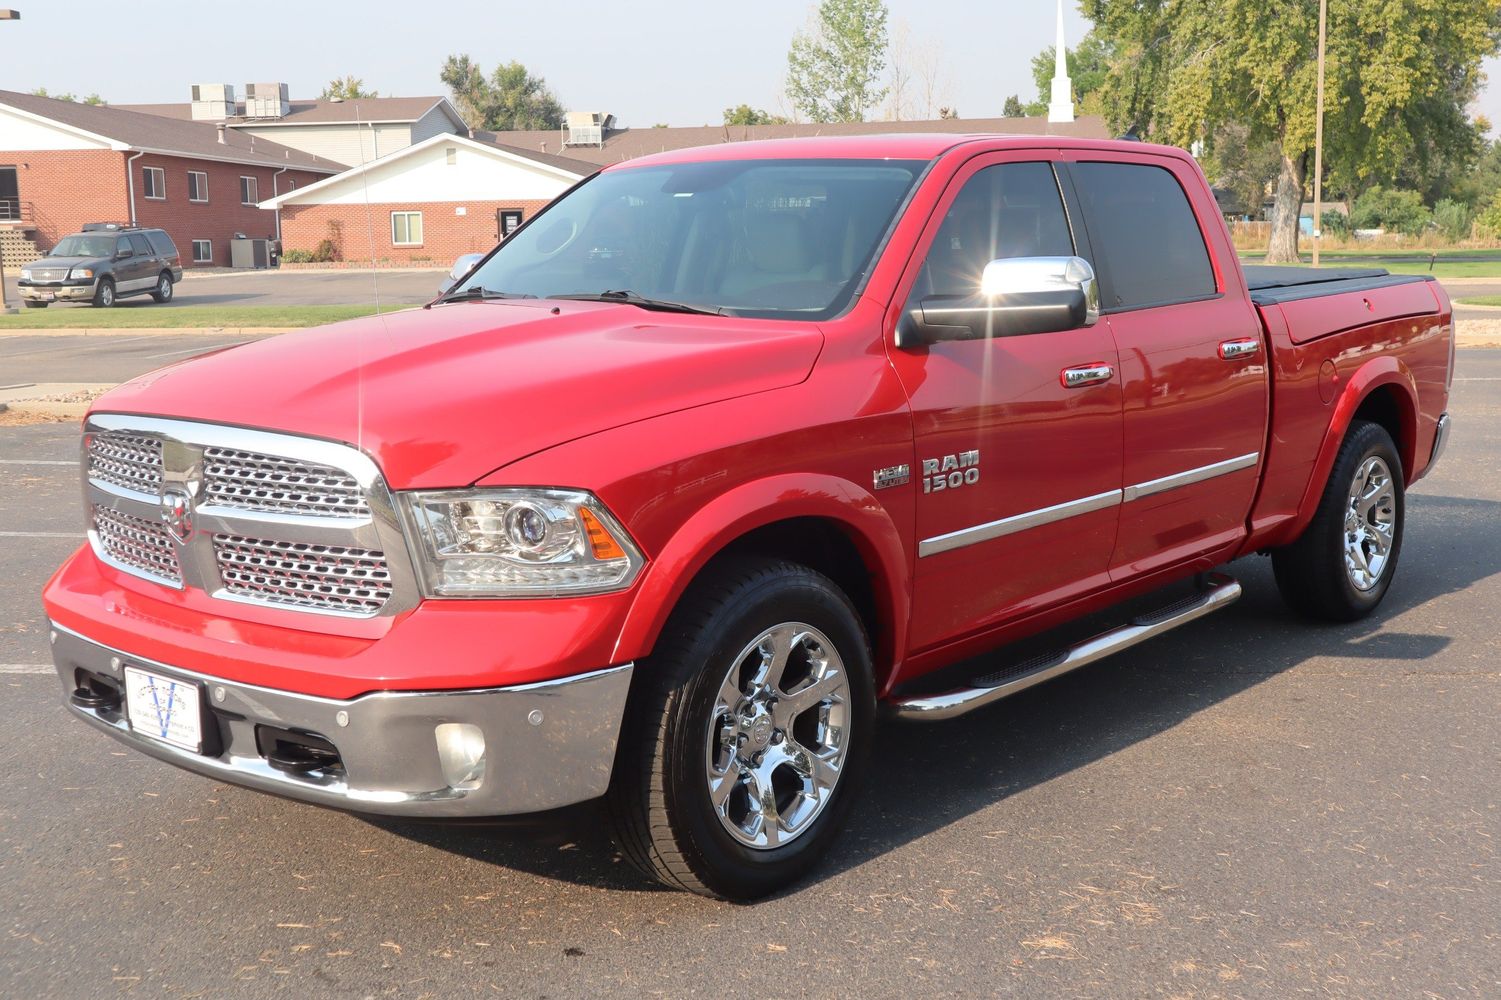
[369,491,1496,896]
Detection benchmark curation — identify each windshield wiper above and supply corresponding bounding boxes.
[554,289,724,316]
[430,286,537,306]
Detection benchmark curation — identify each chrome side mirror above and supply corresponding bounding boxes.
[438,252,487,295]
[902,256,1100,345]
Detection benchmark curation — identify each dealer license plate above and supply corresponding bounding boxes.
[123,666,204,753]
[41,291,55,302]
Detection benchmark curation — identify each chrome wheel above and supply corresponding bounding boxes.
[704,622,851,850]
[1344,455,1397,591]
[158,275,172,301]
[99,282,114,307]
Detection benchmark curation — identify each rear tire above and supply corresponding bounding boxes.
[150,272,173,303]
[92,278,115,308]
[606,557,874,901]
[1272,419,1404,621]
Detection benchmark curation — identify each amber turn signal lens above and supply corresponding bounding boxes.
[578,507,627,560]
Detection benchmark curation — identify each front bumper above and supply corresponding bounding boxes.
[48,622,633,817]
[18,280,96,302]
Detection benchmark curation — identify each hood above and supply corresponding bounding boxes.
[30,256,104,270]
[93,300,824,487]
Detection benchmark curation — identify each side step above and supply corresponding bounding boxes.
[889,573,1242,722]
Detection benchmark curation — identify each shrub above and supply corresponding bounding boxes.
[1433,199,1474,241]
[313,239,339,263]
[1476,190,1501,239]
[1318,210,1350,237]
[1350,186,1430,236]
[282,248,315,263]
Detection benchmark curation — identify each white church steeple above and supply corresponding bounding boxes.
[1047,0,1075,124]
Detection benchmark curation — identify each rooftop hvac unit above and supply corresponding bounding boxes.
[562,111,614,147]
[244,82,290,119]
[190,83,236,121]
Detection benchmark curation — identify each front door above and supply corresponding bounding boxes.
[887,155,1125,652]
[1064,156,1268,577]
[0,166,18,220]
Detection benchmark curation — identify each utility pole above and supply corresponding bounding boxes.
[1312,0,1328,268]
[0,9,21,314]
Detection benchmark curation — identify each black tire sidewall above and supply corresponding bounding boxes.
[1334,427,1405,613]
[155,273,172,301]
[95,279,114,307]
[661,570,875,899]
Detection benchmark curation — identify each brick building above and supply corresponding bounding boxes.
[0,90,337,268]
[261,133,594,264]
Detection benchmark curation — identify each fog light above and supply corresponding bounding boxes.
[435,723,486,790]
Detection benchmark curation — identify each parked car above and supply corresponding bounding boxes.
[17,223,182,308]
[43,135,1453,901]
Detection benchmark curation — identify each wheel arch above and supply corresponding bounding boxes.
[1291,357,1418,540]
[613,474,910,696]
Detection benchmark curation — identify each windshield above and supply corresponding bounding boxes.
[50,235,116,259]
[460,158,925,319]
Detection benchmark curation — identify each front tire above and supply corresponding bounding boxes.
[607,557,874,900]
[23,300,48,309]
[150,272,173,303]
[93,278,115,308]
[1273,419,1405,621]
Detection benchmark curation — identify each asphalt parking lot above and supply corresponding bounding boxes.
[3,267,445,310]
[0,339,1497,997]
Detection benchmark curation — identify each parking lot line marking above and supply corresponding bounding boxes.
[142,342,237,359]
[1454,377,1501,381]
[0,664,53,675]
[0,334,159,359]
[0,459,75,466]
[0,531,80,538]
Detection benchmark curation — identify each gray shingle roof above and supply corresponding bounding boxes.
[0,90,340,172]
[118,96,457,127]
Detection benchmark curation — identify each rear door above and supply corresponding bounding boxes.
[1063,154,1268,578]
[887,154,1124,651]
[128,233,158,289]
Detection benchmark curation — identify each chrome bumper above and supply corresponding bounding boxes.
[1429,412,1451,472]
[19,282,95,301]
[48,622,633,817]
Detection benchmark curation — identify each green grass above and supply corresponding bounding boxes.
[1455,295,1501,306]
[0,304,398,330]
[1236,254,1501,279]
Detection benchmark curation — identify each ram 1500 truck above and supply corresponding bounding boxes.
[44,135,1454,900]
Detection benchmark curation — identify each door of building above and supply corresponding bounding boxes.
[0,166,19,220]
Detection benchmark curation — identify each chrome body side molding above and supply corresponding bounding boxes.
[1122,452,1261,503]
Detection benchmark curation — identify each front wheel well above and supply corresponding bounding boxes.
[702,517,891,688]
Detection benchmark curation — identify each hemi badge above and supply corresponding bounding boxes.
[873,464,911,490]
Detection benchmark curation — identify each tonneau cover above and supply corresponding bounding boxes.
[1243,264,1436,306]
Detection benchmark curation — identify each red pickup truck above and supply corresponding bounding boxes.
[44,135,1453,900]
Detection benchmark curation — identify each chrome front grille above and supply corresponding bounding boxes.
[214,534,393,614]
[88,432,164,495]
[203,447,369,518]
[32,267,69,282]
[92,505,182,586]
[82,416,416,619]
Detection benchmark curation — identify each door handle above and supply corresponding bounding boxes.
[1218,338,1261,360]
[1061,363,1115,389]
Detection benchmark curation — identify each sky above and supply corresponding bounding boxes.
[2,0,1499,131]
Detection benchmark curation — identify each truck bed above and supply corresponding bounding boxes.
[1242,264,1437,306]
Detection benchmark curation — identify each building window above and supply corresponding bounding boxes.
[188,171,208,203]
[391,211,423,246]
[143,166,165,200]
[446,147,457,165]
[192,239,212,263]
[239,175,258,206]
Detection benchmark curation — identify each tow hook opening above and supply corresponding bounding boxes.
[255,725,344,776]
[70,669,122,713]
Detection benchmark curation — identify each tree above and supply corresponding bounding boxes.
[440,55,564,131]
[1200,122,1284,220]
[1028,31,1115,118]
[1350,186,1431,236]
[320,76,378,101]
[1002,94,1024,118]
[32,87,102,104]
[723,104,789,126]
[1085,0,1501,263]
[785,0,890,123]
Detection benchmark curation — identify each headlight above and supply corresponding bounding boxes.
[71,268,94,280]
[19,268,31,281]
[398,488,644,597]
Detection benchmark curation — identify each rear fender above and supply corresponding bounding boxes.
[1289,357,1417,540]
[612,474,911,694]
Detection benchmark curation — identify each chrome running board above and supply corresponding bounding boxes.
[889,573,1242,722]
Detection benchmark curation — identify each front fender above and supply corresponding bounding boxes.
[611,473,911,694]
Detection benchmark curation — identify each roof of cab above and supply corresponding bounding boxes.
[607,133,1184,170]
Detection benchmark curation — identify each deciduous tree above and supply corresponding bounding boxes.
[440,55,564,131]
[320,76,378,101]
[723,104,789,126]
[785,0,890,123]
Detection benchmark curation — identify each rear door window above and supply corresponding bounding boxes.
[1070,161,1216,311]
[146,230,177,257]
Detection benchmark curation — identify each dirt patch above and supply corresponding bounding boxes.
[0,387,108,425]
[1456,318,1501,347]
